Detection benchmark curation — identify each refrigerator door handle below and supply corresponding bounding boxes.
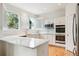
[72,14,77,46]
[72,14,78,56]
[74,14,77,46]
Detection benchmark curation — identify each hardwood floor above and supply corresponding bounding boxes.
[48,45,74,56]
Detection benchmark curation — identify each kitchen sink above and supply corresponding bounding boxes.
[20,35,27,37]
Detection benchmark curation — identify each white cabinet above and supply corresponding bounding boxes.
[54,16,65,25]
[65,15,74,52]
[66,4,77,16]
[65,3,77,52]
[48,35,55,44]
[40,34,48,39]
[40,34,55,45]
[5,42,48,56]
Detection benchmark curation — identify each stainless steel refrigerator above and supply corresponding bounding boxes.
[72,4,79,56]
[66,3,79,56]
[76,4,79,56]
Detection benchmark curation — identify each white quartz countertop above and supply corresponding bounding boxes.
[0,35,49,49]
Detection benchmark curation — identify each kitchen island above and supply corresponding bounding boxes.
[0,35,49,56]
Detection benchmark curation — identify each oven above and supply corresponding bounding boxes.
[56,25,65,33]
[56,35,65,44]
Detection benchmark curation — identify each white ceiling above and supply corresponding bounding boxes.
[9,3,65,15]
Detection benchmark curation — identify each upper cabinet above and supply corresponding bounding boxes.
[66,4,77,16]
[54,16,65,25]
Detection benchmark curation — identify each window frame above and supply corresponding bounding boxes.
[4,9,21,31]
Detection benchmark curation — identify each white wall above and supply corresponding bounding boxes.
[31,8,65,33]
[3,4,65,32]
[0,4,3,32]
[4,4,30,29]
[1,4,35,33]
[0,3,36,37]
[38,8,65,19]
[36,8,65,28]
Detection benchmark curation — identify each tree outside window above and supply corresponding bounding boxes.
[6,12,19,29]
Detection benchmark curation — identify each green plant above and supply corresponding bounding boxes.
[7,12,19,29]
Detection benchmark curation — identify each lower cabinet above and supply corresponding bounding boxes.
[48,35,55,44]
[39,34,55,45]
[26,34,55,45]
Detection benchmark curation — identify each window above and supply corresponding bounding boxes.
[6,12,19,29]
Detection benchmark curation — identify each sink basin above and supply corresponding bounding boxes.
[20,35,27,37]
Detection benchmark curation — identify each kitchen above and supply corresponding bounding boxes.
[0,3,78,56]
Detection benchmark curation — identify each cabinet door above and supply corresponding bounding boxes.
[55,17,65,25]
[48,35,55,45]
[47,35,53,44]
[65,15,74,52]
[66,4,77,16]
[40,34,55,45]
[39,34,48,39]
